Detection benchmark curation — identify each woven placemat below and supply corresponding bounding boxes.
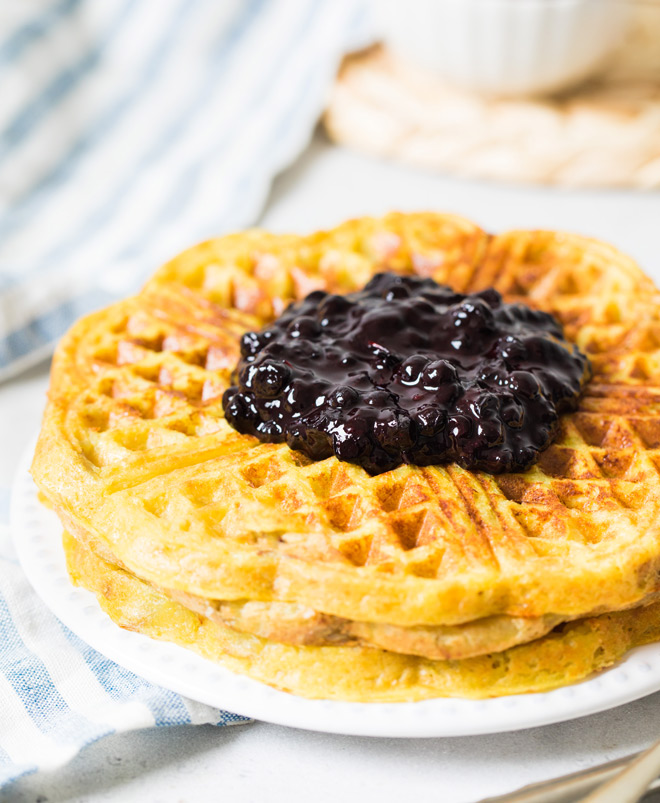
[324,7,660,188]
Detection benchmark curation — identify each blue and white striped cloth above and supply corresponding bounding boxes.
[0,0,372,787]
[0,0,372,383]
[0,521,250,788]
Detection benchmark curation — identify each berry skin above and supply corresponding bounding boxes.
[242,360,291,398]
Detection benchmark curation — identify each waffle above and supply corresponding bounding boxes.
[67,512,563,660]
[65,531,660,701]
[33,214,660,634]
[32,212,660,699]
[173,592,563,660]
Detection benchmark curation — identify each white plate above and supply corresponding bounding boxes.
[12,443,660,738]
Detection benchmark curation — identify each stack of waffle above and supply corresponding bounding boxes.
[32,213,660,701]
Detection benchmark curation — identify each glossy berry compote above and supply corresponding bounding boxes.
[222,273,591,475]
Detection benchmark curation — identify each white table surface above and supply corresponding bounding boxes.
[4,132,660,803]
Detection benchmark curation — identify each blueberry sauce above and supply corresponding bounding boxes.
[222,273,591,475]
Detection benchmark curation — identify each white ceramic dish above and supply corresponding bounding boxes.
[377,0,632,96]
[12,441,660,738]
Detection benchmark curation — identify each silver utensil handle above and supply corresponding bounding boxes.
[475,751,660,803]
[579,739,660,802]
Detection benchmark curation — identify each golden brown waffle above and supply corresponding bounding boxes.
[33,213,660,642]
[66,520,660,661]
[65,531,660,701]
[173,592,563,660]
[65,512,567,661]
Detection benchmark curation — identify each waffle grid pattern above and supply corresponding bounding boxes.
[33,213,660,633]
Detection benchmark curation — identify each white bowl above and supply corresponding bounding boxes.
[376,0,632,97]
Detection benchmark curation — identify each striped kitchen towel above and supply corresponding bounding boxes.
[0,0,372,383]
[0,511,249,789]
[0,0,372,788]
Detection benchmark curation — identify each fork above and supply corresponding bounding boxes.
[478,738,660,803]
